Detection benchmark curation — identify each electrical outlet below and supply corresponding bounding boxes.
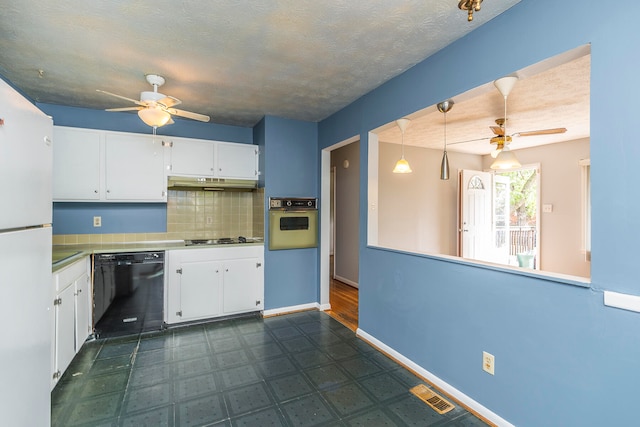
[483,351,495,375]
[206,216,213,225]
[93,216,102,227]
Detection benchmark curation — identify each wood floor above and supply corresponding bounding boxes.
[326,276,359,331]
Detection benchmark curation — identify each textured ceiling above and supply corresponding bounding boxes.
[0,0,520,127]
[376,45,590,154]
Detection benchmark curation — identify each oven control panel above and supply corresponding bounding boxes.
[269,197,317,210]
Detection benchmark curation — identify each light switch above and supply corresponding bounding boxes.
[543,204,553,213]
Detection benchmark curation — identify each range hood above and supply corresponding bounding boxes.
[167,176,257,191]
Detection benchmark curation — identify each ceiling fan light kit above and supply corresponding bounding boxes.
[437,100,454,180]
[393,118,412,174]
[97,74,210,130]
[491,146,522,169]
[138,106,171,127]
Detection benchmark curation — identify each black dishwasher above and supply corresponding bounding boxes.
[93,251,164,338]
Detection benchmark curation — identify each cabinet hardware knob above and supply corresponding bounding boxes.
[94,190,98,193]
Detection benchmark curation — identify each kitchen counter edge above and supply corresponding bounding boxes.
[53,240,264,272]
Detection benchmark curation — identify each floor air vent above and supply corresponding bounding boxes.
[410,384,455,414]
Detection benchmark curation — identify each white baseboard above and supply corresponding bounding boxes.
[334,275,358,288]
[319,303,331,311]
[263,302,320,317]
[356,328,514,427]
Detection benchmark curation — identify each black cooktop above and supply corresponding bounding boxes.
[184,236,253,246]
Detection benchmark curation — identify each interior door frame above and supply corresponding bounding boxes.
[320,135,359,311]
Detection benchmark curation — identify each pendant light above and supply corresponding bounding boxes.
[437,100,454,180]
[491,76,521,170]
[393,118,412,173]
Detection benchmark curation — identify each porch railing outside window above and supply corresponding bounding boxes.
[495,227,537,256]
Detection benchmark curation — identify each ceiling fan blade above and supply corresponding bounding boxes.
[158,96,181,108]
[167,116,175,125]
[168,108,210,122]
[105,107,143,112]
[490,126,505,136]
[96,89,146,107]
[514,127,567,137]
[448,136,491,146]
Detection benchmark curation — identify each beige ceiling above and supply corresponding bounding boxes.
[377,45,591,155]
[0,1,520,127]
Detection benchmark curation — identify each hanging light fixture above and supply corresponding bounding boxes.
[458,0,483,22]
[393,118,412,174]
[138,105,171,128]
[437,100,454,180]
[491,76,521,170]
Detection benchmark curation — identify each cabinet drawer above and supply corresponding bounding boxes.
[53,256,88,292]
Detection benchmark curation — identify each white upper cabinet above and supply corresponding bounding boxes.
[53,127,101,200]
[167,138,258,180]
[168,137,216,176]
[53,126,259,202]
[53,126,167,202]
[104,133,165,201]
[215,142,259,179]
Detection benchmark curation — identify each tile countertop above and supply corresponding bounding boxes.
[52,239,264,272]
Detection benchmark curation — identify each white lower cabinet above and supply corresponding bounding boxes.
[166,246,264,325]
[51,256,91,389]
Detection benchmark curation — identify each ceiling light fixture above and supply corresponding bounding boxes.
[437,100,454,180]
[393,118,412,174]
[458,0,483,22]
[138,105,171,128]
[491,76,521,170]
[491,145,521,169]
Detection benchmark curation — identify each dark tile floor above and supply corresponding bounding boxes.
[52,310,489,426]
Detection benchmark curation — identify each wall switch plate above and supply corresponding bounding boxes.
[543,204,553,213]
[483,351,495,375]
[93,216,102,227]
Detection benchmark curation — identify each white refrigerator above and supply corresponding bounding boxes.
[0,77,53,425]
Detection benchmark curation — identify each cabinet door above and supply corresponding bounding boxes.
[216,143,258,179]
[170,138,215,176]
[105,133,166,201]
[52,127,101,201]
[179,261,223,321]
[54,285,76,383]
[74,272,91,350]
[223,259,262,314]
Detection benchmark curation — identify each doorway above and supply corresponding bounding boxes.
[459,166,540,269]
[320,137,360,331]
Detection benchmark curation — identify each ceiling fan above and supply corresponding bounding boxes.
[487,117,567,158]
[451,76,567,158]
[97,74,210,128]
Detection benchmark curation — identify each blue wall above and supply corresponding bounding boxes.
[53,203,166,234]
[40,104,254,234]
[318,0,640,425]
[262,116,319,310]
